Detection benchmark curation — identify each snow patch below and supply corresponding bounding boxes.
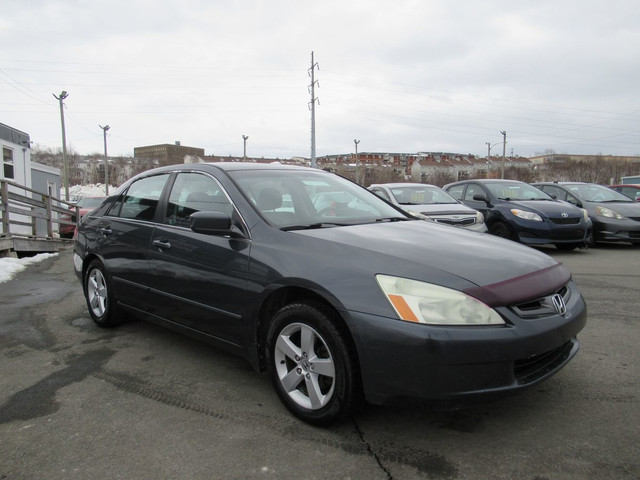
[0,253,59,284]
[61,184,116,201]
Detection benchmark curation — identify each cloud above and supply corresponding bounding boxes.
[2,0,639,160]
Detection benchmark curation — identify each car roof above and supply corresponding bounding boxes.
[533,182,586,185]
[369,183,439,188]
[448,179,527,185]
[205,162,312,172]
[129,162,322,178]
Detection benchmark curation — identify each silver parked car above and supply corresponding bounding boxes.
[369,183,487,232]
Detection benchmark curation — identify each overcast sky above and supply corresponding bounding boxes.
[2,0,639,160]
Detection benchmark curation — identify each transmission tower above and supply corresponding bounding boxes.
[308,52,319,168]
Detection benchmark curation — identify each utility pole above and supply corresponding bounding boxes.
[354,139,360,184]
[242,135,249,160]
[53,91,69,201]
[308,51,319,168]
[500,130,507,179]
[486,142,491,158]
[99,125,110,195]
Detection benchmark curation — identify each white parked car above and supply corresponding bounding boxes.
[369,183,487,232]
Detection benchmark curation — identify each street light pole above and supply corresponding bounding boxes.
[242,135,249,160]
[354,139,360,184]
[486,141,503,177]
[500,130,507,179]
[53,91,69,201]
[99,125,110,195]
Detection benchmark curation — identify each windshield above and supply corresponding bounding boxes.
[229,169,409,229]
[566,184,632,203]
[485,182,551,201]
[389,185,458,205]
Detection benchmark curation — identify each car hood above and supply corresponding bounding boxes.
[293,220,568,306]
[503,200,581,217]
[401,203,476,215]
[586,201,640,216]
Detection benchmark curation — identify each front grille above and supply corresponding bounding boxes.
[550,217,580,225]
[515,341,574,385]
[552,229,585,240]
[511,285,569,318]
[434,217,475,226]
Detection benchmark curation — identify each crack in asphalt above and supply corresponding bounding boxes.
[352,417,393,479]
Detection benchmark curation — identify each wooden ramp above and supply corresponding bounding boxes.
[1,179,77,256]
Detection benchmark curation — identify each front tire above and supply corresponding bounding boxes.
[490,221,515,241]
[554,243,580,251]
[266,303,359,426]
[84,259,125,327]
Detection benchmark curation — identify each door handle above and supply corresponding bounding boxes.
[152,239,171,250]
[99,226,112,236]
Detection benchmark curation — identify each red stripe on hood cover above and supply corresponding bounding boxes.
[463,263,571,307]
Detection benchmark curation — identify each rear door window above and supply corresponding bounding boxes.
[447,185,464,200]
[540,185,566,201]
[463,184,482,201]
[108,174,170,221]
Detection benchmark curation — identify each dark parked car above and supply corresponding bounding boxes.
[368,183,487,232]
[59,196,107,238]
[443,179,591,250]
[74,163,587,425]
[532,182,640,245]
[608,184,640,202]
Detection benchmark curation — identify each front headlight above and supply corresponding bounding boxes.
[510,209,542,221]
[595,206,624,220]
[581,208,589,221]
[376,275,505,325]
[475,211,485,224]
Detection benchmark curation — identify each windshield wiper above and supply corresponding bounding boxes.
[280,223,347,231]
[375,217,409,222]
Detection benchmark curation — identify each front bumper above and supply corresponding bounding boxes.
[512,218,590,246]
[346,281,587,406]
[73,251,84,281]
[593,217,640,243]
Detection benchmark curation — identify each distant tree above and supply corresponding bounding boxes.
[365,166,404,186]
[425,170,456,187]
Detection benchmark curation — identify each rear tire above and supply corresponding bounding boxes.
[84,259,125,328]
[266,302,360,427]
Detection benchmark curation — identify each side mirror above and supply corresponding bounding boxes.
[190,211,245,238]
[472,193,489,203]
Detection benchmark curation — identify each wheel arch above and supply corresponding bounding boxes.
[81,253,103,285]
[254,285,360,378]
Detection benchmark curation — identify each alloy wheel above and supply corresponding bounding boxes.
[273,322,336,410]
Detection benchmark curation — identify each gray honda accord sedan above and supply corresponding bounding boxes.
[74,163,587,426]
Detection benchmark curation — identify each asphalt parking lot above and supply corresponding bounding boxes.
[0,244,638,480]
